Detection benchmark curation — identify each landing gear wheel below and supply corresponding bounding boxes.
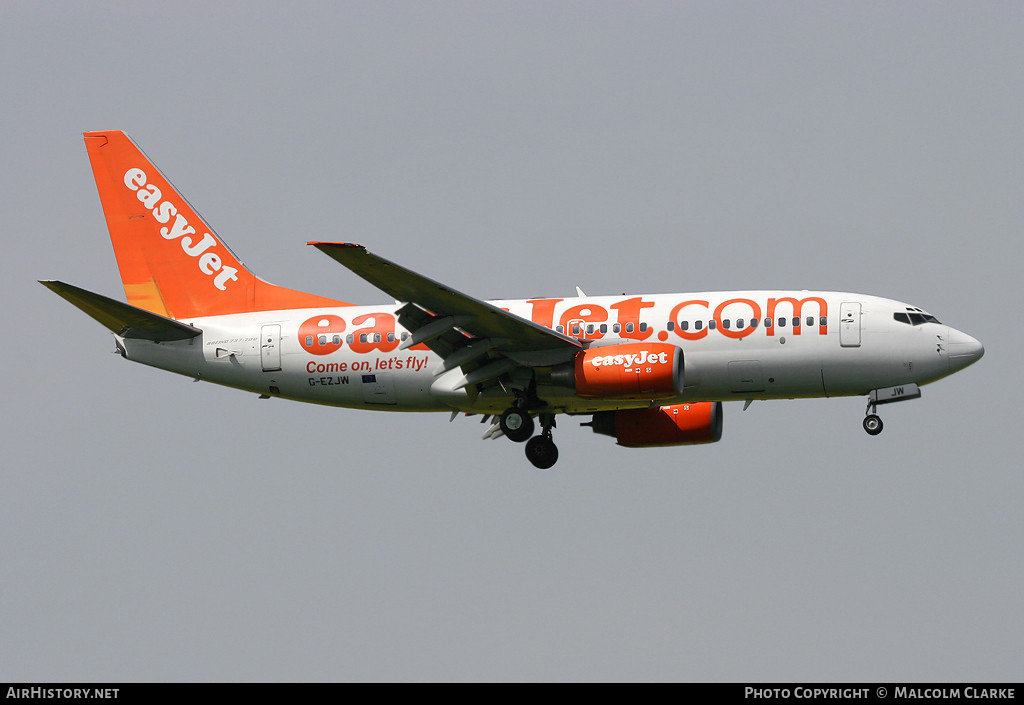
[500,407,535,443]
[863,414,883,436]
[525,435,559,469]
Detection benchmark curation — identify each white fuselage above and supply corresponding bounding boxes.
[117,290,978,414]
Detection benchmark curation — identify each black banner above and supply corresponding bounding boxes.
[1,684,1021,697]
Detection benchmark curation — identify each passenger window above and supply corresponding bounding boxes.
[764,318,772,328]
[778,318,786,328]
[695,320,703,331]
[346,334,354,344]
[792,317,800,327]
[737,319,744,329]
[359,334,367,344]
[681,321,689,331]
[626,322,634,333]
[401,332,409,341]
[613,323,621,333]
[374,333,381,343]
[586,324,594,334]
[600,323,608,333]
[819,316,827,327]
[709,320,717,330]
[386,332,395,343]
[639,322,648,332]
[750,318,758,329]
[806,316,814,327]
[667,321,674,331]
[722,319,731,329]
[319,335,327,345]
[572,324,581,335]
[333,335,341,345]
[556,326,564,333]
[305,336,314,347]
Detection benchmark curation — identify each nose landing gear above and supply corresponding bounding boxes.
[863,411,883,435]
[862,383,922,436]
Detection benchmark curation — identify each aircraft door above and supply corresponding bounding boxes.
[261,324,282,371]
[361,373,397,405]
[839,303,862,348]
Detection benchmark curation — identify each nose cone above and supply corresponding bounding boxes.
[947,327,984,372]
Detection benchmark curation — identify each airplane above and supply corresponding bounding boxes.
[42,130,984,469]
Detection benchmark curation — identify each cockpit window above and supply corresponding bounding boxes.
[896,308,941,326]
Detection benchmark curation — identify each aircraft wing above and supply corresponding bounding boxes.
[310,243,581,388]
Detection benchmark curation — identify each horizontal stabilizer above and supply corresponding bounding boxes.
[40,281,202,341]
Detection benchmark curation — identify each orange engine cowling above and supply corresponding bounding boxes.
[585,402,724,447]
[551,343,684,399]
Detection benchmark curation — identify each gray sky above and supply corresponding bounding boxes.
[2,1,1021,681]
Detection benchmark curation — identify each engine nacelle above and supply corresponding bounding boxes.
[551,343,684,399]
[586,402,723,447]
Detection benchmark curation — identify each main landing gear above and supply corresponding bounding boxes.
[525,417,558,469]
[500,404,558,469]
[499,406,534,443]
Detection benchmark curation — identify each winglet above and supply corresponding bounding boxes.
[308,241,364,249]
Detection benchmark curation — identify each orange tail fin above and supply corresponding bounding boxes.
[84,130,349,319]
